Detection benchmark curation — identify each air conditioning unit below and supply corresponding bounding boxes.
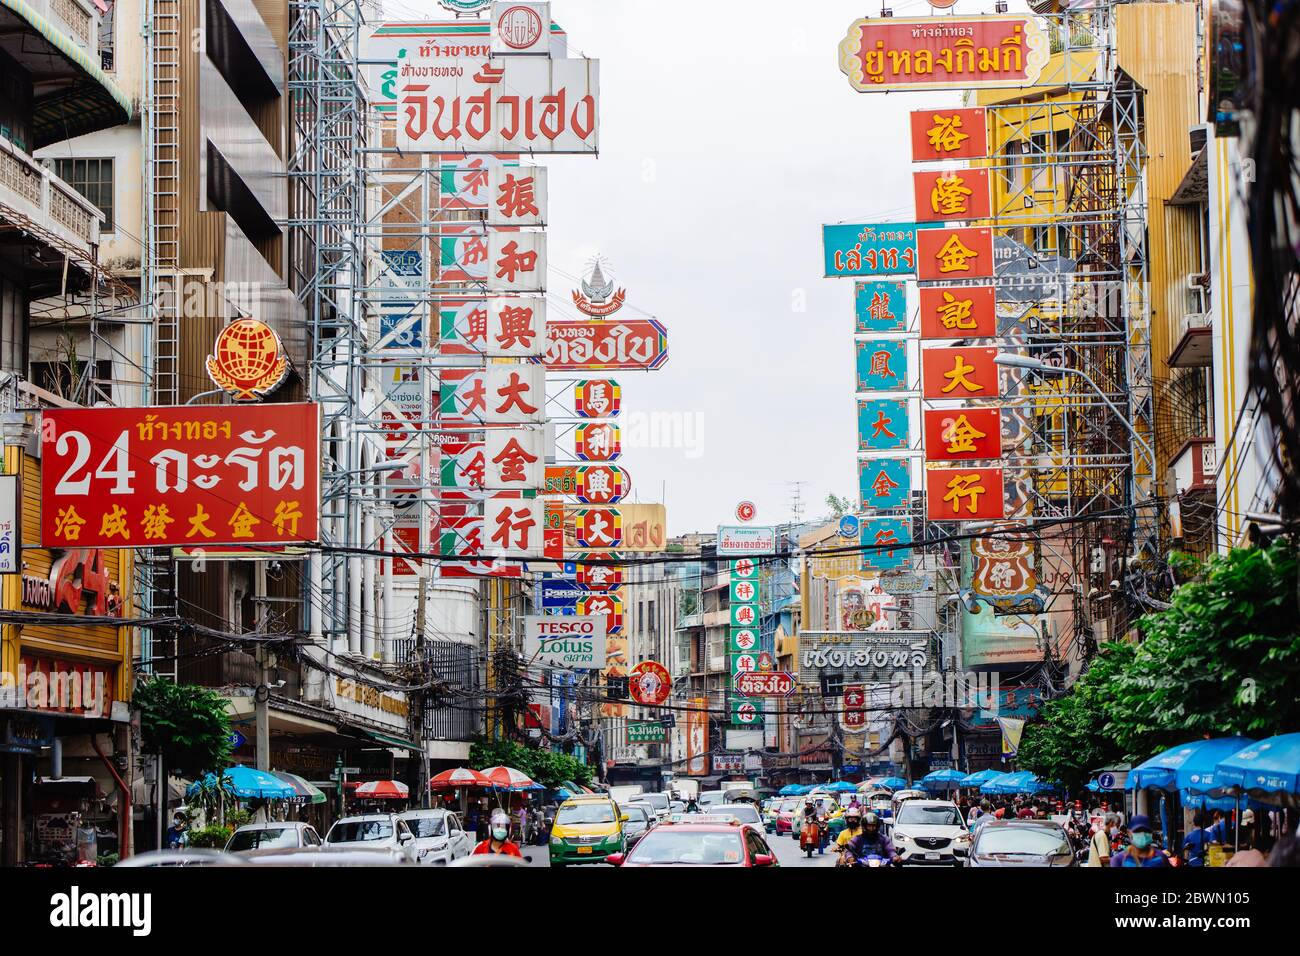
[1181,312,1211,336]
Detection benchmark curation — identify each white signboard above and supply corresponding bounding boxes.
[482,497,544,556]
[716,525,778,555]
[488,231,546,292]
[487,296,546,355]
[491,3,551,55]
[396,55,599,154]
[0,475,17,574]
[333,677,410,735]
[484,426,545,489]
[524,614,607,669]
[485,364,546,424]
[488,165,547,226]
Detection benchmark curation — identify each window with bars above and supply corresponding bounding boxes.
[51,158,113,231]
[100,1,116,72]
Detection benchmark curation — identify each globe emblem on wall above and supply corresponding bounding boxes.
[206,318,290,401]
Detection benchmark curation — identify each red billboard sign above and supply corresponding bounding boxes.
[40,405,320,548]
[926,466,1006,521]
[733,671,796,698]
[923,408,1003,461]
[921,346,999,400]
[910,107,988,162]
[919,285,997,339]
[917,227,995,281]
[541,319,669,370]
[839,16,1050,93]
[913,168,992,222]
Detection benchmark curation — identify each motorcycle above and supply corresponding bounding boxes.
[799,816,826,858]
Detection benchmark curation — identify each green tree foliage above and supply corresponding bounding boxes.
[1016,642,1135,793]
[824,493,855,519]
[134,678,234,777]
[1111,542,1300,748]
[469,737,594,789]
[1017,541,1300,786]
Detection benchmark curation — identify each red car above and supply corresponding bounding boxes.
[776,801,798,835]
[606,822,780,867]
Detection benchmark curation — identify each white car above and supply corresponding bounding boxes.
[323,814,418,863]
[890,799,970,866]
[225,821,322,855]
[629,792,671,822]
[397,809,474,865]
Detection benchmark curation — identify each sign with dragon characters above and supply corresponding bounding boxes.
[796,631,935,687]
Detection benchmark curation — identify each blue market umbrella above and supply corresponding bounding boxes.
[960,769,1003,789]
[186,766,296,800]
[873,777,908,791]
[921,768,969,790]
[1086,780,1101,792]
[822,781,858,792]
[979,772,1015,794]
[1214,733,1300,803]
[1127,737,1255,794]
[779,784,804,796]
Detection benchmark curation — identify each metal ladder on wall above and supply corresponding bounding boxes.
[139,0,182,680]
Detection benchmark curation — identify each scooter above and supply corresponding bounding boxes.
[799,817,823,858]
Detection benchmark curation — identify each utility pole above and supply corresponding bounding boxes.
[415,576,430,808]
[254,562,270,773]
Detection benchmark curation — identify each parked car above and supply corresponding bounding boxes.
[224,821,321,855]
[606,821,779,867]
[323,814,418,863]
[397,808,474,865]
[620,803,655,848]
[966,820,1077,867]
[549,794,627,867]
[891,799,970,866]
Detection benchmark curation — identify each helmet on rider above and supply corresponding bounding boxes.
[845,806,862,824]
[862,811,880,839]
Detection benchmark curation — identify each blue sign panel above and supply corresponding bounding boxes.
[855,281,908,333]
[861,517,912,572]
[838,514,861,539]
[856,339,908,392]
[823,222,923,278]
[858,457,911,511]
[539,579,622,608]
[858,399,910,452]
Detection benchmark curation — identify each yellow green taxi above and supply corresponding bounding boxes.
[549,795,627,866]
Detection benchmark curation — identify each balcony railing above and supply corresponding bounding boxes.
[0,138,101,264]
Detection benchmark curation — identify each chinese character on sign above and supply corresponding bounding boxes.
[871,411,896,440]
[930,172,973,217]
[494,371,540,416]
[942,472,987,516]
[869,349,894,379]
[938,292,975,331]
[497,173,539,220]
[491,505,536,550]
[494,305,537,350]
[936,233,979,274]
[491,437,538,484]
[869,292,895,323]
[871,469,899,501]
[943,413,988,455]
[927,113,970,154]
[942,354,984,394]
[495,240,539,283]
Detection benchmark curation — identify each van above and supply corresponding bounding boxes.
[609,785,645,806]
[548,795,627,867]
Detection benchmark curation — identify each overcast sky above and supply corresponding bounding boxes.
[380,0,970,534]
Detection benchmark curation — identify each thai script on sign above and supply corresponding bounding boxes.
[540,319,668,371]
[40,405,320,548]
[839,15,1049,92]
[397,56,599,154]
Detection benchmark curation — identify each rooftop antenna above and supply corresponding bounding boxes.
[787,481,807,525]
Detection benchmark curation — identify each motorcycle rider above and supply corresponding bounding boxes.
[843,811,900,866]
[835,806,866,864]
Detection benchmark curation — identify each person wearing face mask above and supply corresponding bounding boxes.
[473,810,524,857]
[1109,815,1169,867]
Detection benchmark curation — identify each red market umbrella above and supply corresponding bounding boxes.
[430,767,492,790]
[481,766,536,790]
[354,779,409,800]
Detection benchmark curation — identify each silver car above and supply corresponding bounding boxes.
[397,808,475,865]
[323,814,418,863]
[225,821,322,855]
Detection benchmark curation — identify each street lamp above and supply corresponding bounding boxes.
[993,354,1155,463]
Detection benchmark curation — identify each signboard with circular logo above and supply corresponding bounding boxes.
[496,4,545,50]
[736,501,757,522]
[628,660,671,706]
[439,0,491,13]
[731,628,758,652]
[838,514,861,539]
[731,558,757,579]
